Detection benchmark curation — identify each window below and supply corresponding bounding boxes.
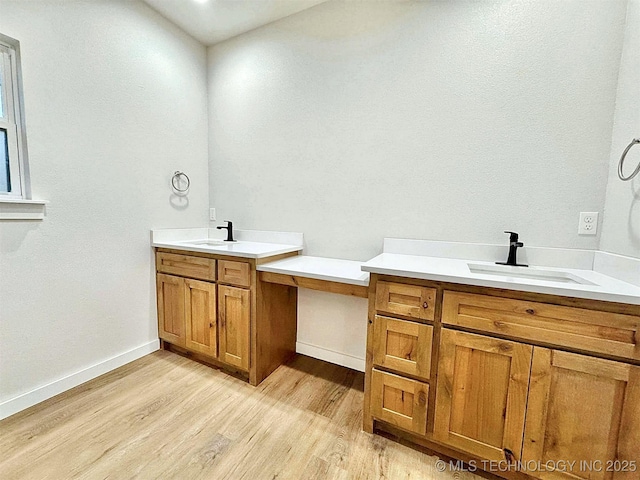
[0,34,29,198]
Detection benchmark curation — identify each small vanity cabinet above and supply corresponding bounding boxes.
[364,274,640,480]
[155,249,298,386]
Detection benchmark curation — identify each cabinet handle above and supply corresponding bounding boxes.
[503,448,515,464]
[422,302,429,309]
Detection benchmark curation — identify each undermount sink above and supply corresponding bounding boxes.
[467,263,597,286]
[179,239,227,246]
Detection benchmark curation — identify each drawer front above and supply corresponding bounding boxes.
[375,281,436,321]
[156,252,216,281]
[218,260,251,287]
[373,315,433,380]
[370,369,429,436]
[442,291,640,362]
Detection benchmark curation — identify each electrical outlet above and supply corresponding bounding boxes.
[209,208,216,221]
[578,211,598,235]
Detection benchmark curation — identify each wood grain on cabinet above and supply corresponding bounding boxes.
[218,285,250,371]
[523,348,640,480]
[442,291,640,362]
[184,278,217,358]
[370,368,429,436]
[258,271,368,298]
[156,252,216,281]
[434,329,532,463]
[376,281,436,321]
[157,273,186,347]
[218,260,251,288]
[253,279,298,386]
[373,315,433,380]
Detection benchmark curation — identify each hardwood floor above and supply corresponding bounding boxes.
[0,352,481,479]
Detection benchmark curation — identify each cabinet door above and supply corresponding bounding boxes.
[157,274,185,347]
[373,315,433,380]
[371,369,429,436]
[523,348,640,480]
[184,279,217,358]
[434,329,532,462]
[218,285,250,371]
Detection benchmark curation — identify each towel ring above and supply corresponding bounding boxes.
[171,171,190,193]
[618,138,640,181]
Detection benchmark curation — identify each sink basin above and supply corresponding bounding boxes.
[467,263,596,286]
[179,239,227,246]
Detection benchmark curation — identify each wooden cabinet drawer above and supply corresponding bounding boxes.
[375,281,436,321]
[218,260,251,287]
[373,316,433,380]
[370,369,429,436]
[442,291,640,362]
[156,252,216,281]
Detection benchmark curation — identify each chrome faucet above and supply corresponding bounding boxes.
[496,231,528,267]
[217,220,235,242]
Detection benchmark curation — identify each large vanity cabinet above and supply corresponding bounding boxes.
[364,274,640,480]
[155,249,298,386]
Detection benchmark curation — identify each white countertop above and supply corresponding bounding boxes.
[151,228,303,259]
[258,256,370,286]
[362,253,640,305]
[153,239,302,259]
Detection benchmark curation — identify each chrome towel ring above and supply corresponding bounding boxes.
[171,171,190,193]
[618,138,640,181]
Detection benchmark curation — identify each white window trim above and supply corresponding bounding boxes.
[0,197,47,220]
[0,33,46,220]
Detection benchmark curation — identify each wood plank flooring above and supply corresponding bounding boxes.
[0,352,482,479]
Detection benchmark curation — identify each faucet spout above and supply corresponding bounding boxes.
[216,220,235,242]
[496,231,528,267]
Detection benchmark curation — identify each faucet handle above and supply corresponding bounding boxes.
[504,231,519,242]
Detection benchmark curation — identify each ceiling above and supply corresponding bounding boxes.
[144,0,327,45]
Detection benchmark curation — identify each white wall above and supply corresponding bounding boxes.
[208,0,627,260]
[296,289,368,371]
[600,0,640,259]
[0,0,209,417]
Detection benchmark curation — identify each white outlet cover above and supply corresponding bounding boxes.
[209,207,216,221]
[578,211,598,235]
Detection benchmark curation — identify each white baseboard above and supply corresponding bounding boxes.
[296,341,365,372]
[0,340,160,420]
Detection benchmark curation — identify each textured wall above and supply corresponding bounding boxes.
[601,0,640,259]
[208,0,626,260]
[0,0,209,412]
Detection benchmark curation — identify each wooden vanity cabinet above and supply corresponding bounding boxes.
[364,274,640,480]
[155,248,298,385]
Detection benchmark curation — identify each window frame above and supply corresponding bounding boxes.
[0,33,30,199]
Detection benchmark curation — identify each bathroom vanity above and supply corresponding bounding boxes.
[361,240,640,480]
[152,228,303,385]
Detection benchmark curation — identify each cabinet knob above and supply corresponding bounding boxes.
[209,323,213,328]
[423,302,429,309]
